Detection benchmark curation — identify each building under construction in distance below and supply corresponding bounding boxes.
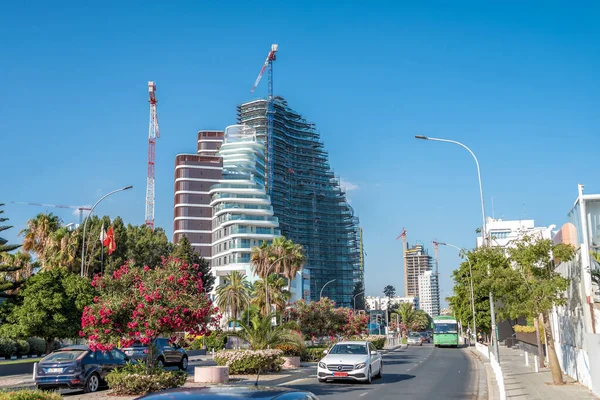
[237,97,362,307]
[404,243,432,298]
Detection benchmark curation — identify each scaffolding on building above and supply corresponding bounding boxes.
[236,97,362,307]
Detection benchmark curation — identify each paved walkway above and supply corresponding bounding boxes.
[499,345,598,399]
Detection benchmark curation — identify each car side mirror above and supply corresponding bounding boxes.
[372,350,378,355]
[322,350,328,355]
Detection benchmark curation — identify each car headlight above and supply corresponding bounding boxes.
[354,362,366,370]
[318,362,327,369]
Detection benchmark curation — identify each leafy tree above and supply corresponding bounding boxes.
[383,285,396,298]
[171,235,214,292]
[0,205,29,296]
[81,257,219,373]
[231,313,302,350]
[2,267,95,354]
[500,235,574,385]
[216,271,251,322]
[252,274,290,315]
[124,225,172,269]
[288,298,366,340]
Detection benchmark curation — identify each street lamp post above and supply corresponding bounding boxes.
[438,242,477,346]
[264,256,286,317]
[415,135,499,361]
[80,185,133,278]
[319,279,336,300]
[353,290,365,311]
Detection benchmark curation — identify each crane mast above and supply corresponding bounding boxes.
[145,81,160,229]
[250,44,278,197]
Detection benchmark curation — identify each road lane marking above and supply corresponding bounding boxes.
[359,392,368,397]
[278,378,313,386]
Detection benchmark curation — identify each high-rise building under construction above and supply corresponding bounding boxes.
[404,243,432,298]
[237,97,362,307]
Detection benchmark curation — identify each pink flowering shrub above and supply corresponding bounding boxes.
[80,257,220,355]
[214,349,284,374]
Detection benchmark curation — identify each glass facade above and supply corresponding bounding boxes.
[237,97,362,307]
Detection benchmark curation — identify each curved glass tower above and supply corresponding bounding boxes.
[209,125,280,288]
[237,97,362,307]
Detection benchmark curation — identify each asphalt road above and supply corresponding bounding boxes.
[278,344,482,400]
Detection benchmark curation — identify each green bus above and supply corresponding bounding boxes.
[432,316,459,347]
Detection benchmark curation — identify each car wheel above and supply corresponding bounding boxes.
[366,367,372,384]
[84,373,100,393]
[318,378,327,383]
[376,362,383,379]
[179,355,188,370]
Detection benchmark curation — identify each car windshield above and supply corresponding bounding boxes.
[329,344,368,355]
[434,323,458,334]
[409,333,420,338]
[42,350,85,363]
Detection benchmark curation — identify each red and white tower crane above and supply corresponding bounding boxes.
[12,201,92,225]
[145,81,160,229]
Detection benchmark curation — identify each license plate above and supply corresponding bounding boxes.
[47,368,63,373]
[333,372,348,377]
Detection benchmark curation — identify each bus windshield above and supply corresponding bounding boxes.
[434,322,458,334]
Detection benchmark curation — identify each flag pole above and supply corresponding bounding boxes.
[101,240,104,275]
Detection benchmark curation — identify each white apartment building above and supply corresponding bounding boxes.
[476,217,554,248]
[418,270,440,317]
[365,296,419,311]
[209,125,308,302]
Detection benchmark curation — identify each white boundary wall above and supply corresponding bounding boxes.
[476,343,506,400]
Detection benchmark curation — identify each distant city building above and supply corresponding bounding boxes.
[365,296,419,311]
[440,308,453,316]
[404,243,432,298]
[476,217,554,249]
[418,270,440,317]
[237,97,361,307]
[173,130,224,259]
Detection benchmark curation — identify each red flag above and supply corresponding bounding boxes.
[102,226,116,255]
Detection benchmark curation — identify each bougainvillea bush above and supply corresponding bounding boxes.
[80,257,220,373]
[214,349,284,374]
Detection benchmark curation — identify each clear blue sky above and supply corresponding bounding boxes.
[2,1,599,305]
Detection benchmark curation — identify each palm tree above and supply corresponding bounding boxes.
[216,271,252,322]
[45,227,79,272]
[19,213,61,268]
[396,303,430,333]
[232,312,302,350]
[271,237,305,292]
[252,274,290,315]
[250,241,273,279]
[1,251,37,283]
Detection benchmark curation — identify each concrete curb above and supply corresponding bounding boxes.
[466,348,500,400]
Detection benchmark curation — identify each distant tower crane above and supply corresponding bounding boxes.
[250,44,278,197]
[145,81,160,229]
[432,239,440,275]
[396,227,408,295]
[11,201,92,225]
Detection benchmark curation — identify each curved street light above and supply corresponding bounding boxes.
[415,135,499,361]
[80,185,133,277]
[319,279,336,300]
[353,290,365,311]
[438,242,477,346]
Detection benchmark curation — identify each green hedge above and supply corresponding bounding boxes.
[0,389,62,400]
[364,335,386,350]
[214,349,283,374]
[301,347,327,362]
[26,338,46,356]
[205,331,227,351]
[106,362,187,395]
[0,338,17,358]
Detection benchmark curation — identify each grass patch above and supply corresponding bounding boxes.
[0,358,41,365]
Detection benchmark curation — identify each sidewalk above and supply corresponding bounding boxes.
[498,345,597,399]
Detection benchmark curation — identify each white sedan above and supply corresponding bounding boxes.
[317,341,383,384]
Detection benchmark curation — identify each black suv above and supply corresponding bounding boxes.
[35,345,131,393]
[121,337,188,370]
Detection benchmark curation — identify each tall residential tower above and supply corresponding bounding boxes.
[237,97,362,307]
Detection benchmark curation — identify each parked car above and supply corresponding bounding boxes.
[121,337,188,370]
[35,345,131,393]
[419,332,431,343]
[135,386,319,399]
[317,341,382,384]
[407,332,423,346]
